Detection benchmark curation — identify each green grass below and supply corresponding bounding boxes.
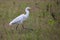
[0,0,60,40]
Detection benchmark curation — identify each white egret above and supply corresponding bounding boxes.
[9,7,32,30]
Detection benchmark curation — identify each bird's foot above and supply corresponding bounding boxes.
[23,27,33,31]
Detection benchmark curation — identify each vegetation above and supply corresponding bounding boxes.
[0,0,60,40]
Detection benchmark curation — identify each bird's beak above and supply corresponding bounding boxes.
[28,8,31,11]
[29,7,31,9]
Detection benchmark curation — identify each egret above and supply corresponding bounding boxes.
[9,7,32,30]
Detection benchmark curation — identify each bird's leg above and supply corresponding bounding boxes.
[16,24,19,30]
[22,24,25,29]
[22,24,28,29]
[22,24,33,31]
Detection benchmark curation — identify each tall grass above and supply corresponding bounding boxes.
[0,0,60,40]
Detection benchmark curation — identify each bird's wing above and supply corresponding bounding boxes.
[9,14,25,25]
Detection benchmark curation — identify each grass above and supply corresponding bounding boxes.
[0,0,60,40]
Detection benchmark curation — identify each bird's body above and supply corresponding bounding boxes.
[9,7,30,26]
[9,14,25,25]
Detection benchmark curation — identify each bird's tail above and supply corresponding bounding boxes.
[9,22,12,26]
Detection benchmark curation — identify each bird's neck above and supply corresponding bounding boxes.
[25,9,29,17]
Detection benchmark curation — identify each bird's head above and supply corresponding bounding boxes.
[25,7,31,10]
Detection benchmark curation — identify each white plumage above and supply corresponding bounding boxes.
[9,7,30,26]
